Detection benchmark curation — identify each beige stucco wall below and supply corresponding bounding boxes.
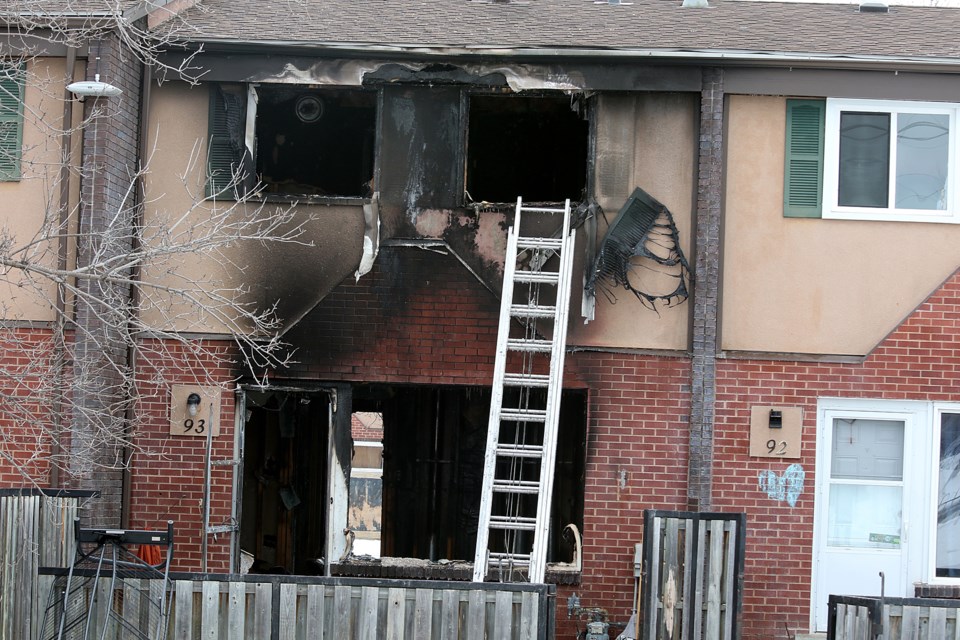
[568,92,697,351]
[0,58,83,322]
[722,95,960,356]
[141,81,363,334]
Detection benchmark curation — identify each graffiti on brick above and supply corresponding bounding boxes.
[758,463,805,508]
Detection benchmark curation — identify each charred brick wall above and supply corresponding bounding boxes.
[282,246,503,385]
[714,269,960,639]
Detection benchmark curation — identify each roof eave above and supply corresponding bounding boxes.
[181,37,960,73]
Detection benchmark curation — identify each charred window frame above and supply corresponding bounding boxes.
[464,91,590,204]
[207,83,378,201]
[342,384,587,575]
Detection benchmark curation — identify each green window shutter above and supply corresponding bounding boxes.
[206,83,242,199]
[784,99,825,218]
[0,63,25,181]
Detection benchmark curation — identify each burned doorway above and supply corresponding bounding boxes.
[239,388,330,575]
[346,384,586,569]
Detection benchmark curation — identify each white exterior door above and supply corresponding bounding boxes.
[812,401,929,632]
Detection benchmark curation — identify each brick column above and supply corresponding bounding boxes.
[70,35,143,527]
[688,68,724,512]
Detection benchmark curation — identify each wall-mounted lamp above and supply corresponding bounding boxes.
[769,409,783,429]
[186,393,202,418]
[67,73,122,99]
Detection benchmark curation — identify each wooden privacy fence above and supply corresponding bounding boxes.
[0,489,93,640]
[641,510,747,640]
[828,594,960,640]
[35,573,556,640]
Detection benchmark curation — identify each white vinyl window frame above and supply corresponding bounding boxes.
[823,98,960,224]
[928,403,960,584]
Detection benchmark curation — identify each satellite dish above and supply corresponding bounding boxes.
[295,95,324,123]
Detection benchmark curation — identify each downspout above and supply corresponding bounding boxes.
[50,45,77,488]
[120,60,150,528]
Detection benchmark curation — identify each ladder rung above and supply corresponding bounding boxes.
[500,408,547,422]
[510,304,556,318]
[489,516,537,531]
[503,373,550,387]
[520,206,566,213]
[514,271,559,285]
[492,479,541,494]
[496,444,545,458]
[488,552,532,565]
[506,338,552,353]
[517,237,562,250]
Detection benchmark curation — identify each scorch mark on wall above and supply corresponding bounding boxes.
[758,463,805,508]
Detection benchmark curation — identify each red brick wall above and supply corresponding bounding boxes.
[559,352,691,637]
[714,269,960,639]
[0,327,55,485]
[127,339,238,572]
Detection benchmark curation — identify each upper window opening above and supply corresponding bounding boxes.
[256,86,376,198]
[207,83,376,200]
[824,98,958,223]
[466,94,588,204]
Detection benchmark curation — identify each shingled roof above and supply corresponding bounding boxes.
[169,0,960,63]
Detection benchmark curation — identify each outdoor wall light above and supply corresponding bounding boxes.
[67,74,122,98]
[186,393,202,417]
[769,409,783,429]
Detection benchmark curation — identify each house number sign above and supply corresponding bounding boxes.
[169,385,220,437]
[749,405,802,459]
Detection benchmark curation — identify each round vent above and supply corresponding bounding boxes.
[295,95,324,123]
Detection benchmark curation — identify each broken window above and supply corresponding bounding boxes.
[466,94,588,203]
[207,83,376,199]
[238,383,585,578]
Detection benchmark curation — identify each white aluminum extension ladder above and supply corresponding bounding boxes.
[472,197,576,584]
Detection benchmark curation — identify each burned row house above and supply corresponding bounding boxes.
[2,0,960,637]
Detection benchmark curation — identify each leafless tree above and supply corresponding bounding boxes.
[0,2,311,490]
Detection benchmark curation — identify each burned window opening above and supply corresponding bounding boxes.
[238,383,585,579]
[585,187,692,311]
[345,384,586,574]
[466,94,588,204]
[208,83,376,201]
[255,86,376,197]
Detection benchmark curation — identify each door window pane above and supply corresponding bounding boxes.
[827,484,902,549]
[827,418,904,549]
[838,112,890,208]
[831,418,904,480]
[896,113,949,211]
[937,412,960,577]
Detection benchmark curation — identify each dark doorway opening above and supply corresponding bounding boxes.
[239,389,329,575]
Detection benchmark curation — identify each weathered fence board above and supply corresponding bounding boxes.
[33,573,554,639]
[828,595,960,640]
[641,510,747,640]
[0,489,90,640]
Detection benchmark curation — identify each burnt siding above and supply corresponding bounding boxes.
[378,85,463,236]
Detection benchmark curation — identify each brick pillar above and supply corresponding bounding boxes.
[70,35,143,527]
[687,68,723,512]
